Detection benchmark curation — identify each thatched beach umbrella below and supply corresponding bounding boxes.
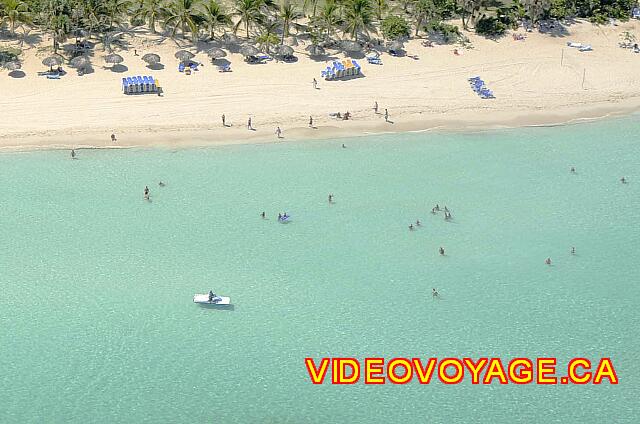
[306,44,326,56]
[388,40,404,52]
[239,45,259,57]
[222,33,239,46]
[285,36,299,47]
[4,61,21,71]
[104,53,124,65]
[142,53,161,64]
[42,55,63,70]
[174,50,194,63]
[69,56,89,68]
[276,45,294,57]
[206,47,226,59]
[341,40,362,52]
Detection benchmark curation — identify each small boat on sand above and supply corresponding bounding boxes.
[193,292,231,305]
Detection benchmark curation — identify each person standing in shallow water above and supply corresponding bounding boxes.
[71,149,76,159]
[144,186,150,200]
[439,247,445,255]
[222,114,226,127]
[261,211,266,219]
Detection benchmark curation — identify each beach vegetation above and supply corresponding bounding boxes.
[427,21,460,42]
[343,0,374,41]
[1,0,639,54]
[381,14,409,39]
[474,14,506,36]
[200,0,231,39]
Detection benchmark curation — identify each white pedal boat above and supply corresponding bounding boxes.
[193,293,231,305]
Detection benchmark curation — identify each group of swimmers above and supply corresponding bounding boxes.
[143,181,165,200]
[431,204,452,220]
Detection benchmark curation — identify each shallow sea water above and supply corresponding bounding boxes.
[0,117,639,423]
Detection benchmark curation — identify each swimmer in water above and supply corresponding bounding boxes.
[435,204,440,211]
[620,177,627,184]
[416,219,421,226]
[278,213,282,220]
[571,247,575,254]
[444,206,449,213]
[342,144,346,148]
[144,186,150,200]
[328,194,333,203]
[158,181,165,187]
[439,247,445,255]
[545,258,552,265]
[409,224,414,230]
[570,166,576,173]
[431,208,436,214]
[261,211,266,219]
[432,288,439,299]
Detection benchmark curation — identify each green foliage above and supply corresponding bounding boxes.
[0,46,22,63]
[343,0,373,41]
[380,14,409,40]
[475,15,506,36]
[427,21,459,43]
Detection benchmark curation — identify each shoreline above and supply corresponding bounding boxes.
[2,20,640,152]
[1,96,638,153]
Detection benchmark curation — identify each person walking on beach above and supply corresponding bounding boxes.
[247,117,253,130]
[373,101,378,114]
[312,78,317,89]
[222,114,226,127]
[384,109,389,122]
[309,116,313,128]
[111,133,117,143]
[275,126,282,138]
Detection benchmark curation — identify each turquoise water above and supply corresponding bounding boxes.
[1,117,639,423]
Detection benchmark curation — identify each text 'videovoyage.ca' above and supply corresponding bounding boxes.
[305,357,619,385]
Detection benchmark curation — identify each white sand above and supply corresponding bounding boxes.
[1,19,639,151]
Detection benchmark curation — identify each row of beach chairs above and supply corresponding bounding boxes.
[321,60,362,80]
[122,76,158,94]
[468,76,495,99]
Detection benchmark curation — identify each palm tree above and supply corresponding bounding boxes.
[200,0,231,40]
[164,0,201,40]
[255,18,278,53]
[372,0,387,21]
[40,0,72,54]
[413,0,437,36]
[302,0,320,18]
[104,0,131,30]
[342,0,373,41]
[278,0,299,45]
[135,0,164,33]
[1,0,31,37]
[233,0,260,39]
[317,0,341,38]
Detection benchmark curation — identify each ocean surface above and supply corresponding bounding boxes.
[1,117,639,423]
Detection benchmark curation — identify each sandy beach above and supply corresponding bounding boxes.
[1,19,639,151]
